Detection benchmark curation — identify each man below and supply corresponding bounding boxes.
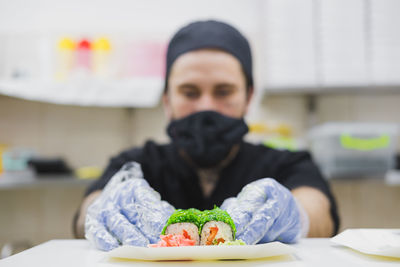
[74,20,339,250]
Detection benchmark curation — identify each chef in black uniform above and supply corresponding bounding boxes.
[74,20,339,250]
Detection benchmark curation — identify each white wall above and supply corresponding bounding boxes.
[0,95,132,168]
[0,0,262,35]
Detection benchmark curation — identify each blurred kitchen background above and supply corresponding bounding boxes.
[1,0,400,257]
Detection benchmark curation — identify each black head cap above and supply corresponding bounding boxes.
[164,20,253,92]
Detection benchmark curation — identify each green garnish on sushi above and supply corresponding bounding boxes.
[162,208,202,234]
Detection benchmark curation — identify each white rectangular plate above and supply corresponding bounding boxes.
[108,242,295,261]
[331,229,400,258]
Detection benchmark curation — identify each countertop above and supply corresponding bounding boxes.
[1,239,399,267]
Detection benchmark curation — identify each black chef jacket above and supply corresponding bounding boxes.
[85,140,340,235]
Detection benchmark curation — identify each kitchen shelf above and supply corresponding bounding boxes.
[263,85,400,96]
[0,170,93,190]
[0,78,164,107]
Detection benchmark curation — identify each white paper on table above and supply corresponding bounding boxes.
[331,229,400,258]
[108,242,296,261]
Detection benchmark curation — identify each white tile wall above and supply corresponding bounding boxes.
[0,186,86,250]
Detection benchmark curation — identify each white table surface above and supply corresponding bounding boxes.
[1,239,399,267]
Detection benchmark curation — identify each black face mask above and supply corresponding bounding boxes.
[167,111,249,168]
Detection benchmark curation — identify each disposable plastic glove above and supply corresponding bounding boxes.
[85,162,175,251]
[221,178,308,245]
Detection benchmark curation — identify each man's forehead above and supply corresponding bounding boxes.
[172,48,240,65]
[168,51,245,86]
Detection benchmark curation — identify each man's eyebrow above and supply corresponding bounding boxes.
[178,83,199,90]
[215,83,236,89]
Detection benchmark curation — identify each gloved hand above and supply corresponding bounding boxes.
[221,178,308,245]
[85,162,175,251]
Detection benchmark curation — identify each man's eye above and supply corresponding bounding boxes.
[183,90,200,99]
[215,88,233,98]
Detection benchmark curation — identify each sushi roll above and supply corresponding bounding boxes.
[155,206,237,247]
[199,207,236,245]
[161,208,201,245]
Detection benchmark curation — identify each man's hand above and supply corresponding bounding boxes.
[221,178,306,245]
[85,162,175,251]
